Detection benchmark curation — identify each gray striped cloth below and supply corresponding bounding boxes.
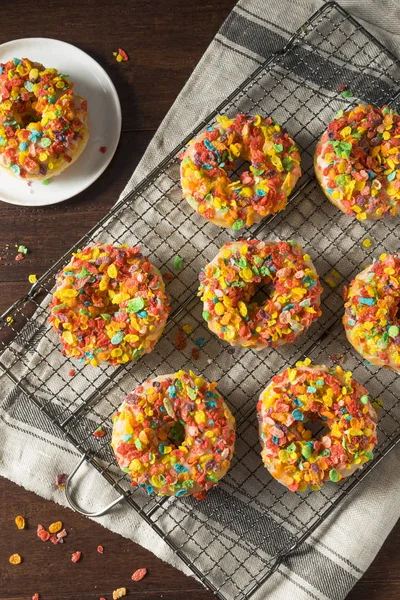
[1,2,400,599]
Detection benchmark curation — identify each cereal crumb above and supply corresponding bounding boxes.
[15,515,25,530]
[131,567,147,581]
[71,551,82,563]
[113,589,127,599]
[9,553,22,564]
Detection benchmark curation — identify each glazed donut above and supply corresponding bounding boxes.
[0,57,88,180]
[180,113,301,229]
[49,244,170,367]
[111,371,236,498]
[257,359,378,492]
[315,104,400,220]
[198,240,322,349]
[343,253,400,373]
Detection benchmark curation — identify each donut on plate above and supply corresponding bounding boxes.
[257,359,378,492]
[0,57,88,180]
[111,370,236,498]
[180,113,301,229]
[49,244,170,366]
[315,104,400,220]
[198,240,322,349]
[343,253,400,373]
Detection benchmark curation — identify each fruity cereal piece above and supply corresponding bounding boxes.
[15,515,25,530]
[132,567,147,581]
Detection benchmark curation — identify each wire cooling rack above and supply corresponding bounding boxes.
[1,2,400,599]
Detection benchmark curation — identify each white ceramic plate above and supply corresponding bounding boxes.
[0,38,122,206]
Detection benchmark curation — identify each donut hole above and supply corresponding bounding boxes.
[252,280,274,306]
[165,420,185,448]
[226,156,252,182]
[306,417,330,440]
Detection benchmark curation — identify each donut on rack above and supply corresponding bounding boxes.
[257,359,378,492]
[111,370,236,498]
[0,57,88,179]
[343,252,400,373]
[180,113,301,229]
[198,240,322,349]
[49,244,170,366]
[315,104,400,220]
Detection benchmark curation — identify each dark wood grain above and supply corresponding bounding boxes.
[0,1,398,599]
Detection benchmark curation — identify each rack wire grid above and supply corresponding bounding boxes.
[1,2,400,599]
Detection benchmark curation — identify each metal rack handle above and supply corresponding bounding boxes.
[65,453,126,517]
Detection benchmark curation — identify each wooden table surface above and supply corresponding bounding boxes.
[0,1,398,599]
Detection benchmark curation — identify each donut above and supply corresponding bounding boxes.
[315,104,400,220]
[180,113,301,229]
[111,370,236,498]
[257,359,378,492]
[198,240,322,349]
[343,253,400,373]
[0,57,88,180]
[49,244,170,367]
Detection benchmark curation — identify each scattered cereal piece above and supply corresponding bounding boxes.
[50,534,59,545]
[37,524,50,542]
[131,567,147,581]
[372,397,384,410]
[71,551,82,563]
[68,369,76,377]
[362,238,372,248]
[191,348,200,360]
[15,253,24,261]
[9,553,22,564]
[116,54,123,62]
[49,521,63,534]
[56,528,68,540]
[93,426,106,438]
[6,316,14,325]
[113,589,126,599]
[194,337,206,347]
[28,274,37,284]
[182,324,193,335]
[163,272,174,281]
[32,594,39,600]
[341,89,353,98]
[18,245,29,254]
[325,269,342,288]
[15,515,25,530]
[174,329,187,350]
[173,255,183,272]
[97,545,104,553]
[99,146,107,153]
[56,473,67,488]
[42,178,51,185]
[118,48,129,61]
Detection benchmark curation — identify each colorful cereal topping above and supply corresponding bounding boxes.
[180,113,301,228]
[48,244,170,367]
[199,240,322,349]
[48,521,63,534]
[113,588,127,599]
[344,253,400,372]
[9,553,22,564]
[315,105,400,220]
[131,567,147,581]
[71,551,82,563]
[56,473,67,488]
[15,515,26,529]
[258,360,378,491]
[111,370,235,498]
[0,58,87,179]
